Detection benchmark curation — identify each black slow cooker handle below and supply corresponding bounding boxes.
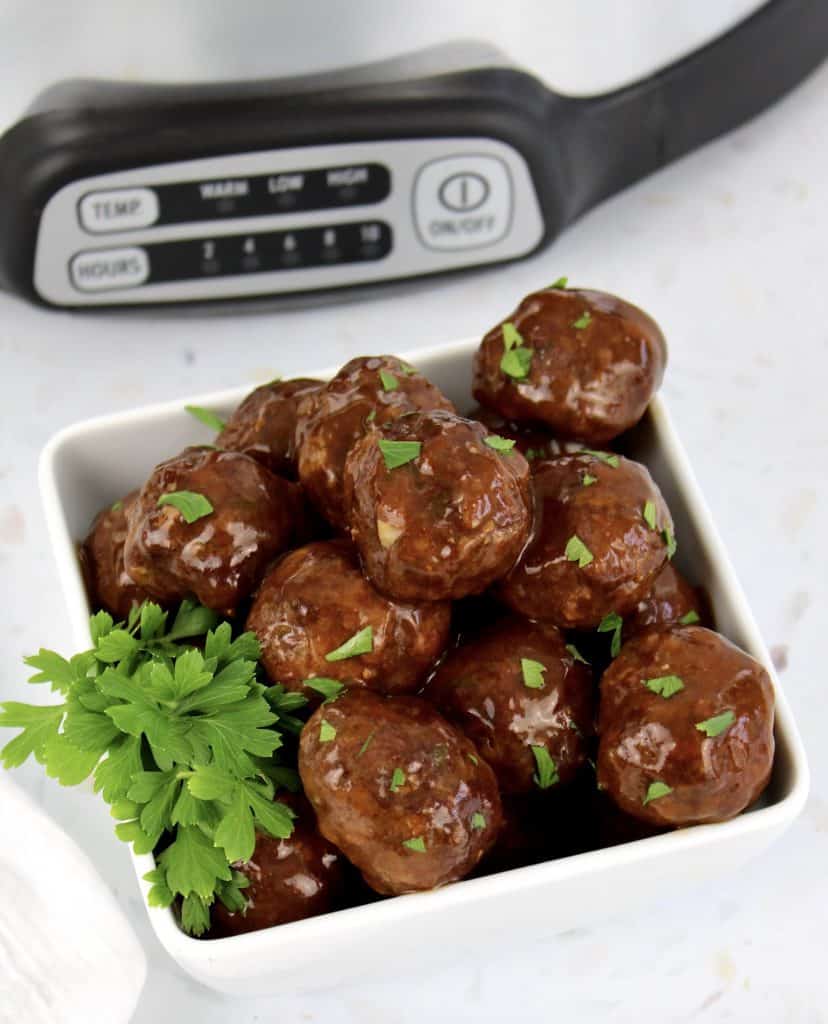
[557,0,828,222]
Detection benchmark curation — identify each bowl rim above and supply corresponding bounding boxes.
[36,336,810,965]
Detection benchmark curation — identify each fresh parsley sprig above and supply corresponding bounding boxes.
[0,599,301,937]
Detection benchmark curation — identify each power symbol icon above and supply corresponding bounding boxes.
[437,172,490,213]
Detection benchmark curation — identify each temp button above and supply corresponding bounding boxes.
[413,155,512,251]
[78,187,159,233]
[70,247,149,291]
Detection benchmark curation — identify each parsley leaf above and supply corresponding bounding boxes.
[467,752,479,766]
[549,276,568,289]
[319,719,337,743]
[598,612,624,657]
[305,677,345,702]
[378,439,422,471]
[571,311,592,329]
[643,500,657,530]
[643,780,673,805]
[156,490,214,524]
[402,836,426,853]
[484,435,516,453]
[357,729,376,758]
[582,473,597,487]
[501,322,524,350]
[521,658,547,689]
[325,626,373,662]
[662,526,677,559]
[379,369,399,391]
[643,675,685,698]
[185,405,227,433]
[566,643,590,665]
[111,499,124,512]
[565,534,594,568]
[500,346,533,380]
[531,746,559,789]
[678,610,700,626]
[389,767,405,793]
[695,710,735,738]
[579,449,619,468]
[471,811,486,830]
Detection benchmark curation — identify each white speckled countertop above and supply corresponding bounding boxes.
[1,5,826,1021]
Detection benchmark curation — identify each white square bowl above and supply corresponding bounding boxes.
[38,337,808,996]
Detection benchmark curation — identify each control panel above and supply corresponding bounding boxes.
[34,139,544,305]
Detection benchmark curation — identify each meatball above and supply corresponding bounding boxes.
[211,796,344,936]
[344,409,532,602]
[425,619,593,794]
[597,626,775,827]
[79,492,155,620]
[467,405,585,467]
[473,287,666,443]
[124,446,295,616]
[296,355,455,526]
[216,377,323,479]
[246,539,451,698]
[500,452,672,629]
[298,689,502,895]
[625,562,706,638]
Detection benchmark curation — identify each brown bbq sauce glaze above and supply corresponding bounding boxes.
[500,452,672,629]
[299,689,502,895]
[211,795,345,937]
[123,446,295,616]
[296,356,455,527]
[466,404,587,469]
[246,538,451,700]
[473,287,666,444]
[345,409,532,602]
[597,626,774,827]
[217,377,323,479]
[79,491,156,620]
[425,618,594,794]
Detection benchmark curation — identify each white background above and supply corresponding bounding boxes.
[0,2,826,1021]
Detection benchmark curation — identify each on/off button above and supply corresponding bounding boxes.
[78,187,159,233]
[413,155,512,252]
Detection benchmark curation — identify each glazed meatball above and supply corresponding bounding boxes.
[625,562,706,639]
[467,405,585,467]
[344,409,532,602]
[217,377,323,479]
[79,492,155,620]
[296,355,455,526]
[425,619,593,794]
[597,626,775,827]
[500,452,672,629]
[299,689,502,895]
[473,287,666,443]
[211,795,344,936]
[247,539,451,698]
[124,446,295,616]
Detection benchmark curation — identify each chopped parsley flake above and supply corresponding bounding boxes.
[566,643,590,665]
[110,499,123,512]
[378,439,422,471]
[678,610,700,626]
[325,626,373,662]
[467,752,479,766]
[501,322,524,350]
[549,276,568,289]
[156,490,214,524]
[402,836,426,853]
[643,780,673,805]
[500,346,533,380]
[185,405,226,433]
[365,409,377,424]
[695,710,735,738]
[319,719,337,743]
[389,767,406,792]
[643,675,685,698]
[399,362,417,376]
[484,434,516,453]
[471,812,486,830]
[531,746,559,789]
[643,500,657,530]
[598,612,623,657]
[305,677,345,701]
[565,534,594,568]
[521,657,547,689]
[379,369,399,391]
[662,526,677,559]
[571,311,592,329]
[582,473,597,487]
[357,730,375,758]
[579,449,619,468]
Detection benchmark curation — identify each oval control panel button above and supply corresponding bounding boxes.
[70,247,149,291]
[78,188,159,233]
